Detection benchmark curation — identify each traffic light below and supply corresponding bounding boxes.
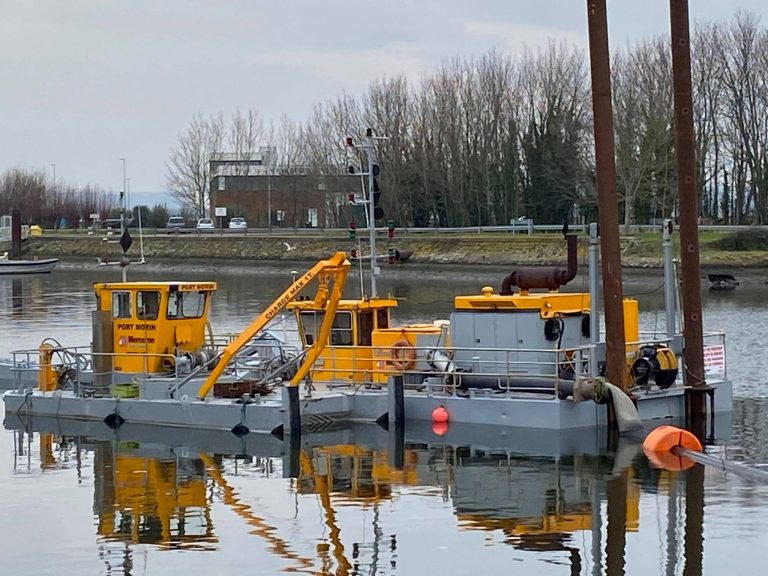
[387,219,395,239]
[348,222,357,240]
[350,247,358,261]
[387,246,396,264]
[371,164,383,220]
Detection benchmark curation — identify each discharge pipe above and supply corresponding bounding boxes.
[643,426,768,482]
[500,234,578,293]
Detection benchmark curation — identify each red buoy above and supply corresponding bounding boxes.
[432,405,449,424]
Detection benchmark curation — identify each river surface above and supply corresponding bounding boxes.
[2,263,768,575]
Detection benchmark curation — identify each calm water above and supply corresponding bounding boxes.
[2,263,768,575]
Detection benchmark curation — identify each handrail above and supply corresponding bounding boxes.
[10,330,720,398]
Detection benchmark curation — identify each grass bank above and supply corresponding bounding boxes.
[20,229,768,269]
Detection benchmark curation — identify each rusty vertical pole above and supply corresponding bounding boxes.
[11,208,22,260]
[586,0,627,390]
[606,470,628,576]
[683,463,705,576]
[669,1,706,406]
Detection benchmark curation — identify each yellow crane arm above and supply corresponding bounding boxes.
[197,251,349,399]
[300,450,353,575]
[286,263,347,387]
[199,453,315,571]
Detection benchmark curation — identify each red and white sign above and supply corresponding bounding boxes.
[703,344,726,377]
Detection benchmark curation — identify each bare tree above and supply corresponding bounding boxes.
[228,108,265,175]
[613,37,674,228]
[165,112,224,217]
[517,41,592,224]
[716,11,768,223]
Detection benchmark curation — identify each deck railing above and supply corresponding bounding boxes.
[10,331,726,398]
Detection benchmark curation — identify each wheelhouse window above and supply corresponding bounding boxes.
[299,311,325,345]
[376,309,389,330]
[137,291,160,320]
[297,310,354,346]
[331,312,353,346]
[112,292,132,319]
[167,290,207,319]
[358,311,374,347]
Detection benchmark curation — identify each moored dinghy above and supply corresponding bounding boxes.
[0,253,58,274]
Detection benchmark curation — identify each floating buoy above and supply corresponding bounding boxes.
[643,426,768,482]
[432,421,448,436]
[642,425,702,471]
[432,405,449,424]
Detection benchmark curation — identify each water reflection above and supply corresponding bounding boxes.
[4,414,724,576]
[2,265,768,573]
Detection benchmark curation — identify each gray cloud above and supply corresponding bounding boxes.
[0,0,763,194]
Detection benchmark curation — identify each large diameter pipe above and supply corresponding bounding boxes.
[588,223,600,377]
[662,219,676,338]
[500,235,578,293]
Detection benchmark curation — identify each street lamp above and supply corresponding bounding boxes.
[120,157,126,234]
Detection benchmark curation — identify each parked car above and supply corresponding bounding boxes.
[196,217,215,232]
[228,217,247,230]
[101,218,124,230]
[166,216,186,232]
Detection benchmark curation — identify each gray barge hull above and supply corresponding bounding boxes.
[2,379,732,433]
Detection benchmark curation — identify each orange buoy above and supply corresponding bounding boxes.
[432,405,449,424]
[642,425,703,471]
[432,421,448,436]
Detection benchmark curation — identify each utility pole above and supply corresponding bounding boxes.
[365,129,379,298]
[49,163,56,227]
[346,130,381,299]
[267,147,273,233]
[120,157,127,236]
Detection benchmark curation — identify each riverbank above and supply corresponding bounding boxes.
[19,230,768,269]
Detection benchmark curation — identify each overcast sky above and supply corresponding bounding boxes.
[1,0,764,203]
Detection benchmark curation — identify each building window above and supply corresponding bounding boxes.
[218,176,225,191]
[307,208,318,228]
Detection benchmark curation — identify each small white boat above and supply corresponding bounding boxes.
[0,254,58,274]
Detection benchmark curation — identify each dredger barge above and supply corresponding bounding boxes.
[2,227,732,438]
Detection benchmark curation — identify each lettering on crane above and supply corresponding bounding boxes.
[264,276,309,318]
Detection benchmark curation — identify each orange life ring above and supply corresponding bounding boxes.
[389,338,416,371]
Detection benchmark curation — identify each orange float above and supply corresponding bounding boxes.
[642,425,702,471]
[390,338,416,371]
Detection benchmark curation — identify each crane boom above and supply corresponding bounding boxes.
[197,251,349,399]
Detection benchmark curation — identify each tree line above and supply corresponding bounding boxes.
[4,13,763,229]
[166,12,768,227]
[0,169,117,228]
[0,168,179,229]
